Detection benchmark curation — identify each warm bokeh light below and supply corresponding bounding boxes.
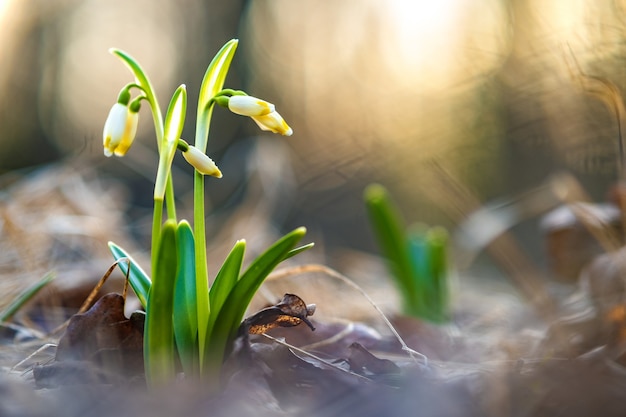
[242,0,510,222]
[44,0,182,154]
[2,0,626,245]
[0,0,10,23]
[241,1,626,217]
[381,0,506,92]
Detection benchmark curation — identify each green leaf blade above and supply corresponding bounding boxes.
[283,242,315,261]
[173,220,199,375]
[108,241,151,308]
[144,220,178,385]
[204,227,306,370]
[0,272,55,323]
[155,85,187,200]
[425,226,450,323]
[195,39,238,152]
[364,184,420,315]
[205,239,246,346]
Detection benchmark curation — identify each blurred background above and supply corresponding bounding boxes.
[1,0,626,285]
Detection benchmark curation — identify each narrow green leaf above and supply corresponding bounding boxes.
[155,85,187,200]
[205,239,246,347]
[228,227,306,323]
[204,227,306,370]
[407,227,430,318]
[283,242,315,261]
[164,86,187,147]
[108,241,151,308]
[0,272,55,323]
[144,220,178,385]
[426,227,449,322]
[173,220,198,375]
[364,184,420,315]
[195,39,238,153]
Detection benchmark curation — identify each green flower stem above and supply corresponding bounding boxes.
[193,169,210,363]
[151,198,163,274]
[110,49,165,151]
[151,85,187,276]
[110,49,178,254]
[155,84,186,201]
[191,99,213,367]
[165,175,176,220]
[192,39,238,368]
[150,97,176,252]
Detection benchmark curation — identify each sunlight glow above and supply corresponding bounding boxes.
[0,0,10,19]
[382,0,507,92]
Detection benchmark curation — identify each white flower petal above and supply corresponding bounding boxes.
[183,146,222,177]
[251,111,293,136]
[103,103,138,157]
[228,95,275,117]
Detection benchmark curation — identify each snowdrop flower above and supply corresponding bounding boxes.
[179,140,222,178]
[251,110,293,136]
[227,95,275,117]
[103,102,139,157]
[216,92,293,136]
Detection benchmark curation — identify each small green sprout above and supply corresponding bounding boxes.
[102,39,311,385]
[364,184,449,323]
[0,272,55,323]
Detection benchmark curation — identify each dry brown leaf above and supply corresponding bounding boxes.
[243,293,315,335]
[34,292,144,387]
[347,342,400,376]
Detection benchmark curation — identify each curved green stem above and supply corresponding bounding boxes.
[151,199,164,274]
[193,169,209,363]
[110,49,176,243]
[165,175,176,220]
[192,103,213,364]
[192,40,238,369]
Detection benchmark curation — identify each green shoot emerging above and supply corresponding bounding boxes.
[364,183,449,323]
[0,272,55,323]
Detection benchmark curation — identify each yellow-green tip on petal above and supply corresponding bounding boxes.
[251,111,293,136]
[103,102,138,157]
[182,145,222,178]
[228,95,275,117]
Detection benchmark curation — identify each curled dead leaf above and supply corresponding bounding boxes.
[34,293,144,387]
[243,293,316,335]
[347,342,400,376]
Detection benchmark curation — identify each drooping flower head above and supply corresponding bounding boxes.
[103,87,141,157]
[177,139,222,178]
[216,92,293,136]
[228,95,275,117]
[251,110,293,136]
